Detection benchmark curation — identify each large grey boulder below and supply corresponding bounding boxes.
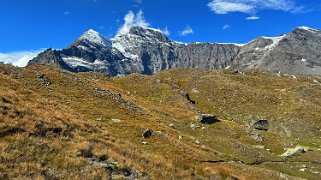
[281,146,310,157]
[142,129,153,138]
[253,120,270,131]
[197,114,219,124]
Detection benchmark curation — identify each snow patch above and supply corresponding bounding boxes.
[62,56,106,68]
[298,26,320,33]
[217,43,245,47]
[111,35,140,61]
[77,45,89,51]
[262,35,286,50]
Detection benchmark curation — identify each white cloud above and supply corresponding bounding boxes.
[179,26,194,36]
[0,49,43,67]
[161,27,170,36]
[118,10,150,35]
[208,0,303,14]
[222,24,231,30]
[246,15,260,20]
[208,1,254,14]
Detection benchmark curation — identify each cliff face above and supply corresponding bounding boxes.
[29,26,321,76]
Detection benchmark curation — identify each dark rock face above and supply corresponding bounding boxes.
[253,120,269,131]
[142,129,153,138]
[197,114,219,124]
[28,26,321,76]
[28,49,65,67]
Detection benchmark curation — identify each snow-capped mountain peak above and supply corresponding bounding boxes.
[79,29,111,47]
[297,26,320,33]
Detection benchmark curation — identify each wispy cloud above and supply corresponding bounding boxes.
[179,26,194,36]
[64,11,70,16]
[117,10,150,35]
[0,49,43,67]
[222,24,231,30]
[246,15,260,20]
[208,0,304,14]
[161,27,170,36]
[134,0,142,4]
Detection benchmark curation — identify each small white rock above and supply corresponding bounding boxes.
[192,88,200,94]
[111,119,121,123]
[299,168,307,172]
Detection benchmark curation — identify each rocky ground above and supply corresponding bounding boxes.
[0,64,321,179]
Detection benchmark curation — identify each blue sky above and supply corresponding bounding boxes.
[1,0,321,66]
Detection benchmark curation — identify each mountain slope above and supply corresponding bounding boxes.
[28,26,321,76]
[1,64,321,179]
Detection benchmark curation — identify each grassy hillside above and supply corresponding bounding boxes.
[0,64,321,179]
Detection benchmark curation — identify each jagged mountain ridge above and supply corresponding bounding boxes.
[28,26,321,76]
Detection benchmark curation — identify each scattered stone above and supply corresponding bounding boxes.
[197,114,219,124]
[36,72,52,86]
[0,126,25,138]
[78,148,93,158]
[119,167,132,177]
[142,129,153,138]
[96,117,103,121]
[300,165,307,168]
[190,124,199,130]
[192,88,200,94]
[178,136,182,140]
[1,97,11,104]
[169,123,175,128]
[98,155,108,162]
[111,119,121,123]
[250,131,263,143]
[253,120,269,131]
[155,79,161,83]
[142,141,148,145]
[289,75,297,81]
[281,146,310,157]
[253,145,265,149]
[299,168,307,172]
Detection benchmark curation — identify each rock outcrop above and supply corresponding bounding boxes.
[253,120,270,131]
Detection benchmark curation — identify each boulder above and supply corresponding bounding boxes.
[281,146,310,157]
[253,120,269,131]
[142,129,153,138]
[197,114,219,124]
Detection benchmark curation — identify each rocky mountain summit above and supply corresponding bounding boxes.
[29,26,321,76]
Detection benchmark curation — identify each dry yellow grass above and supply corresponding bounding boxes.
[0,64,321,179]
